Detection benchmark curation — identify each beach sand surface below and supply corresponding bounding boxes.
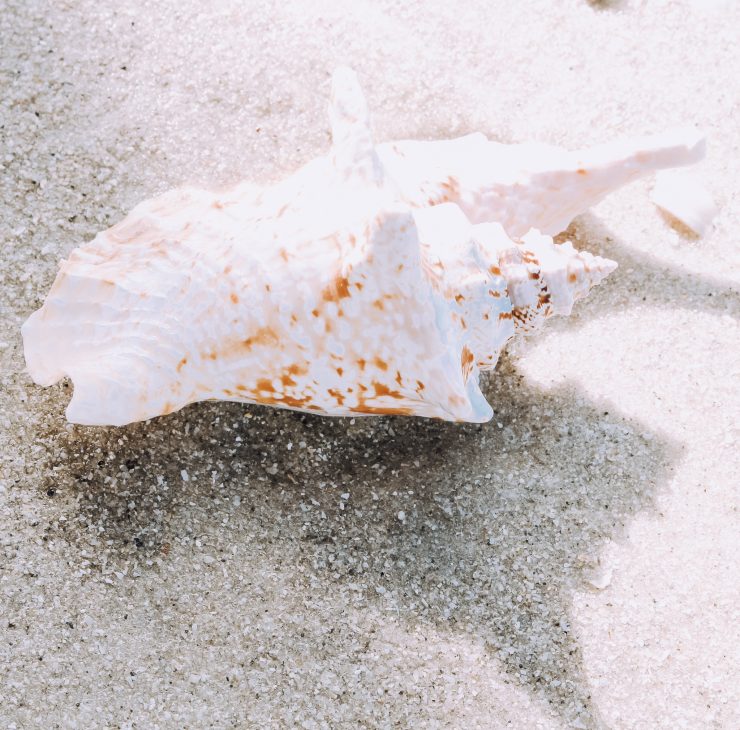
[1,1,738,727]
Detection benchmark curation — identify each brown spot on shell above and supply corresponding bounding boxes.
[230,293,239,304]
[176,357,187,373]
[568,272,578,283]
[243,327,279,350]
[455,293,465,304]
[461,346,475,382]
[441,175,460,198]
[327,388,345,406]
[322,276,351,303]
[489,265,502,276]
[357,358,366,371]
[372,382,404,399]
[577,168,587,175]
[512,307,531,323]
[350,405,413,416]
[372,299,384,311]
[374,357,388,371]
[257,393,312,409]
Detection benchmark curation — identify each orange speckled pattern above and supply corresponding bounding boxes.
[22,68,636,426]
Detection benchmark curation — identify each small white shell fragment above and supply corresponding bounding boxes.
[651,170,718,237]
[586,567,613,591]
[22,67,706,427]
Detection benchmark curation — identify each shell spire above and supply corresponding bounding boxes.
[519,230,616,316]
[492,228,616,333]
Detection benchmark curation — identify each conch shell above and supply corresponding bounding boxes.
[22,68,703,426]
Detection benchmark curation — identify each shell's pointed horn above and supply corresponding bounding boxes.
[328,67,383,184]
[578,125,706,173]
[329,67,370,132]
[532,126,706,235]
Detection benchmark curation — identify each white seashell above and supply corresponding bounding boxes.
[651,170,718,237]
[30,66,701,426]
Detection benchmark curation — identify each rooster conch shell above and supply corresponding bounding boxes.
[22,68,704,426]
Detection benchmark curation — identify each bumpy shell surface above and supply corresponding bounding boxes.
[25,67,703,426]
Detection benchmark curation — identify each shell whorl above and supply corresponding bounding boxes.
[498,230,616,332]
[414,207,616,366]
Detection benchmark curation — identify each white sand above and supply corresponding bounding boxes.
[1,1,738,727]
